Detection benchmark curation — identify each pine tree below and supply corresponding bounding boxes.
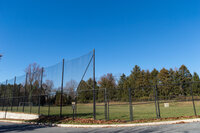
[128,65,142,99]
[143,70,152,99]
[117,73,129,101]
[192,72,200,95]
[158,68,170,99]
[178,65,192,96]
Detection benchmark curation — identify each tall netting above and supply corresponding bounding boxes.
[41,51,94,117]
[15,75,26,113]
[5,78,14,111]
[2,50,200,122]
[0,80,7,111]
[42,62,62,116]
[67,51,94,118]
[0,50,95,118]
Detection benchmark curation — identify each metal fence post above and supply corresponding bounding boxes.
[48,95,51,116]
[155,85,161,118]
[190,83,197,116]
[23,73,28,113]
[107,92,109,120]
[16,84,20,112]
[93,49,96,120]
[38,67,44,115]
[30,83,32,114]
[11,76,16,112]
[104,88,107,120]
[153,85,159,118]
[60,59,64,117]
[2,80,8,111]
[75,93,77,118]
[129,88,133,121]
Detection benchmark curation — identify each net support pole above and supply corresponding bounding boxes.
[104,88,107,120]
[11,76,16,112]
[75,94,77,118]
[107,93,109,120]
[60,59,64,117]
[23,73,28,113]
[129,88,133,121]
[93,49,96,120]
[2,80,7,111]
[190,83,197,116]
[38,67,44,115]
[30,83,32,114]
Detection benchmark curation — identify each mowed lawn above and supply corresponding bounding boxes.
[1,100,200,121]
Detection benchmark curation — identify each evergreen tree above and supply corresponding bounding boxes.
[143,70,152,98]
[173,69,182,96]
[98,73,116,101]
[158,68,170,99]
[150,68,159,85]
[77,80,90,103]
[117,73,129,101]
[192,72,200,95]
[128,65,142,99]
[178,65,192,95]
[76,78,98,103]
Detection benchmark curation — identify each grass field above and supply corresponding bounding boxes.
[1,100,200,121]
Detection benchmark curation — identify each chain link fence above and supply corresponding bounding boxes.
[1,50,200,122]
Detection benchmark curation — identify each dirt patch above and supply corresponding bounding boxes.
[32,116,126,124]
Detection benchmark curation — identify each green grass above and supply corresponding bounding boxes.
[1,100,199,121]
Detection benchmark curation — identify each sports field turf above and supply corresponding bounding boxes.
[1,100,200,121]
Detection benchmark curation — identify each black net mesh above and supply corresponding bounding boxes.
[1,50,200,121]
[41,51,94,116]
[0,50,94,118]
[70,51,94,118]
[42,62,62,115]
[0,80,7,111]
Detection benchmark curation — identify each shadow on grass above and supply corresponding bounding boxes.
[31,112,98,123]
[0,123,50,133]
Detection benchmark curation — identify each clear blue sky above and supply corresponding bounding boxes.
[0,0,200,82]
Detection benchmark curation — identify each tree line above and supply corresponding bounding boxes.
[1,63,200,105]
[78,64,200,102]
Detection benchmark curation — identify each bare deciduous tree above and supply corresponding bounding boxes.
[64,80,77,99]
[25,63,42,85]
[25,63,42,97]
[43,80,54,95]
